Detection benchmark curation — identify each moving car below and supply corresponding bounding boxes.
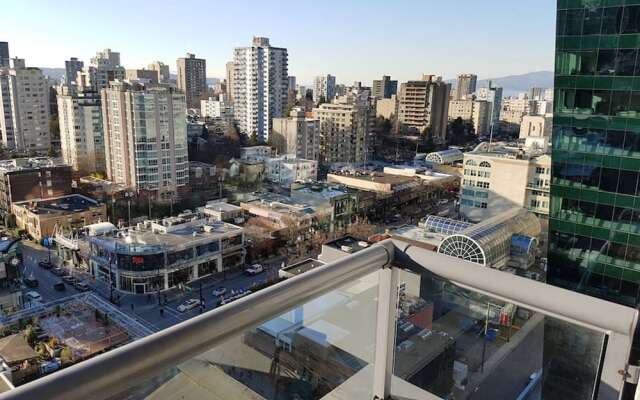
[74,281,89,292]
[23,277,39,288]
[244,264,264,276]
[52,268,65,276]
[53,282,66,291]
[38,260,53,269]
[211,287,227,297]
[25,291,42,302]
[177,299,201,312]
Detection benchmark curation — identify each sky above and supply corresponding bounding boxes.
[1,0,556,85]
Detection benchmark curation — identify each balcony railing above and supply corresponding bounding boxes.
[0,239,637,400]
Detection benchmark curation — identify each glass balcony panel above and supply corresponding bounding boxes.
[391,268,606,400]
[105,270,382,400]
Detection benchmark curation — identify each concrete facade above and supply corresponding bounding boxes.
[455,74,477,100]
[57,88,105,174]
[232,37,288,142]
[519,115,552,139]
[0,59,51,153]
[460,151,550,222]
[101,82,189,202]
[271,109,320,160]
[397,75,450,141]
[177,53,207,110]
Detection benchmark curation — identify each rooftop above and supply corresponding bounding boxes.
[91,213,243,252]
[12,195,101,216]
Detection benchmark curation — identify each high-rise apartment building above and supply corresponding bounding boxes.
[147,61,170,83]
[455,74,477,100]
[232,37,288,142]
[313,96,373,163]
[476,83,503,126]
[271,108,320,160]
[176,53,207,109]
[499,97,536,133]
[225,61,235,105]
[397,75,450,141]
[101,82,189,201]
[57,86,105,174]
[529,87,544,101]
[63,57,83,85]
[78,49,125,92]
[372,75,398,99]
[448,99,491,135]
[0,58,51,153]
[313,74,336,104]
[549,2,640,306]
[0,42,8,68]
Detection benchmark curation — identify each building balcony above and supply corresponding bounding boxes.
[0,240,638,400]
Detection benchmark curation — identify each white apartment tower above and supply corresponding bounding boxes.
[0,58,51,153]
[101,82,189,201]
[232,37,288,142]
[57,87,105,174]
[78,49,125,92]
[176,53,207,109]
[313,74,336,104]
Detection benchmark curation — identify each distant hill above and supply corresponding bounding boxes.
[448,71,554,97]
[41,68,65,81]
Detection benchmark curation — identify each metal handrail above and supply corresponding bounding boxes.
[0,240,394,400]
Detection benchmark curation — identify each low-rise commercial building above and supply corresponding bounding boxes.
[264,155,317,187]
[89,213,245,294]
[199,201,243,223]
[0,158,72,220]
[460,145,550,222]
[12,194,106,241]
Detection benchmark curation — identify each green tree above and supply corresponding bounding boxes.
[24,325,37,346]
[248,133,258,146]
[60,347,73,364]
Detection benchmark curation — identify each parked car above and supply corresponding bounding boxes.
[74,281,89,292]
[218,290,252,306]
[52,268,65,276]
[177,299,201,312]
[23,277,39,288]
[39,360,60,374]
[38,260,53,269]
[53,282,66,291]
[62,275,75,284]
[244,264,264,276]
[211,287,227,297]
[25,291,42,302]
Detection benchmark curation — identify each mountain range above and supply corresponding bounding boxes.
[40,67,553,97]
[446,71,553,97]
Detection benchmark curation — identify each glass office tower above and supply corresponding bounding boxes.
[549,1,640,306]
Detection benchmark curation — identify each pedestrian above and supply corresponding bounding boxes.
[130,303,134,311]
[160,308,164,317]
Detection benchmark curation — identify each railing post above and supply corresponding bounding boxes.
[372,266,398,400]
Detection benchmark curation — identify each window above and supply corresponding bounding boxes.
[478,161,491,168]
[465,159,477,166]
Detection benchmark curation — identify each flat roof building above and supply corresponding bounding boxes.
[12,194,106,241]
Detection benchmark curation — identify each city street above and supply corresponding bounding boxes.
[20,241,286,332]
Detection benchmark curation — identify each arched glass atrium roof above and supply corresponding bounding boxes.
[421,215,473,235]
[438,208,541,268]
[425,149,463,164]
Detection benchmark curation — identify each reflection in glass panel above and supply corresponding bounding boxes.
[114,271,383,400]
[391,268,606,399]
